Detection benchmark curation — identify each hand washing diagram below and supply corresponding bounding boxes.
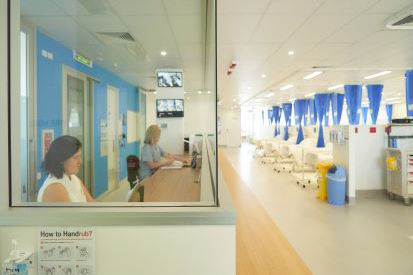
[38,228,95,275]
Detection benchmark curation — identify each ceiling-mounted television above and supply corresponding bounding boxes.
[157,71,183,87]
[157,99,184,118]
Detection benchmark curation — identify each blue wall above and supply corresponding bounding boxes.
[36,32,140,198]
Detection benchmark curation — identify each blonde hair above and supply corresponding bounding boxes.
[144,124,161,144]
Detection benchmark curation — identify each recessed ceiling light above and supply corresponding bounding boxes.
[305,92,315,97]
[266,92,275,98]
[261,74,266,78]
[153,92,157,95]
[288,50,295,56]
[184,91,187,94]
[328,84,344,91]
[207,90,211,94]
[280,84,294,91]
[160,51,167,56]
[198,90,202,94]
[233,99,236,102]
[303,71,323,80]
[364,70,392,79]
[386,97,400,101]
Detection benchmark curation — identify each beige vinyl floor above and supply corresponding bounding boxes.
[221,143,413,275]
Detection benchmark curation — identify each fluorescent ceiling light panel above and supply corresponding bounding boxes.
[328,84,344,91]
[266,92,275,98]
[386,97,400,101]
[364,70,392,79]
[305,92,315,97]
[288,50,295,56]
[280,84,294,91]
[303,71,323,80]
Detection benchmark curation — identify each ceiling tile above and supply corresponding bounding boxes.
[218,14,262,44]
[107,0,165,15]
[367,0,413,13]
[250,14,307,43]
[316,0,378,14]
[74,15,128,32]
[169,15,203,44]
[326,14,389,43]
[122,15,177,54]
[21,0,64,16]
[267,0,324,14]
[218,0,271,14]
[163,0,202,15]
[288,14,355,43]
[52,0,91,15]
[25,16,102,50]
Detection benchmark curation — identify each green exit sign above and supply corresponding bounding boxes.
[73,51,93,68]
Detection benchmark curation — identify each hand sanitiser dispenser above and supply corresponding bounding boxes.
[2,240,33,275]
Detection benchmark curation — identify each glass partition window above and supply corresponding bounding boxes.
[10,0,217,206]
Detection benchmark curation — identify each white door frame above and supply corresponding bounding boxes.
[62,65,91,188]
[107,85,119,191]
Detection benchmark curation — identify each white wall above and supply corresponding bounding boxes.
[393,103,406,119]
[184,94,215,136]
[0,226,236,275]
[145,93,157,130]
[332,125,386,201]
[218,109,241,147]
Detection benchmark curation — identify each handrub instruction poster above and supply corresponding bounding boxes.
[38,228,95,275]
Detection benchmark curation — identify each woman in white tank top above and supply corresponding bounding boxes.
[37,135,94,203]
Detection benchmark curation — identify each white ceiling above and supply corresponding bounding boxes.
[217,0,413,109]
[21,0,205,92]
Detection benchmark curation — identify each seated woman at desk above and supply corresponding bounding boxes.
[37,135,94,203]
[139,124,189,181]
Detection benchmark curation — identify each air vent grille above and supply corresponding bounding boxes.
[97,32,135,42]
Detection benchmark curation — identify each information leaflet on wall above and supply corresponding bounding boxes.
[38,228,95,275]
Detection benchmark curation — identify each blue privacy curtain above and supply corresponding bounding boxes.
[267,109,273,125]
[272,106,280,137]
[344,84,362,125]
[324,94,331,126]
[366,84,383,125]
[386,104,393,123]
[309,98,317,125]
[362,107,369,124]
[282,103,292,141]
[331,93,345,125]
[406,70,413,116]
[315,94,329,148]
[294,99,307,144]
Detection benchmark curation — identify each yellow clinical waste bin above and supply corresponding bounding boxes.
[316,161,334,201]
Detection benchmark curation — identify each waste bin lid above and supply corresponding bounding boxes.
[317,161,334,169]
[327,165,347,181]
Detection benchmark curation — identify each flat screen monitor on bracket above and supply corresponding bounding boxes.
[157,71,183,88]
[156,99,184,118]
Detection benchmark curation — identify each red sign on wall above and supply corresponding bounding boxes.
[370,127,376,133]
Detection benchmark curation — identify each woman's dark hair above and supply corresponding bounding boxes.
[42,135,82,179]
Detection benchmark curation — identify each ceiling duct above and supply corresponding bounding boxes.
[96,32,149,61]
[96,32,136,43]
[386,5,413,29]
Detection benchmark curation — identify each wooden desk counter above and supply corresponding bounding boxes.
[142,167,201,202]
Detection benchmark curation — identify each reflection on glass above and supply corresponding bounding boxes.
[13,0,217,206]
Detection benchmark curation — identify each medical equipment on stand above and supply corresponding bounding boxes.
[386,123,413,205]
